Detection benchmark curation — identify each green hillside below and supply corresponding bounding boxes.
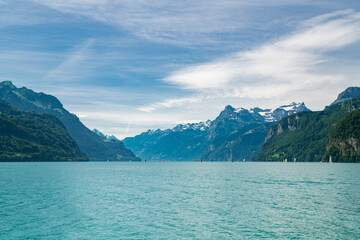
[0,100,88,161]
[324,109,360,162]
[254,96,360,162]
[202,107,273,161]
[0,81,139,161]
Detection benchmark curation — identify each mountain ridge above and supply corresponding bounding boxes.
[254,92,360,162]
[0,99,88,161]
[124,102,310,161]
[0,81,139,161]
[93,129,120,141]
[328,86,360,108]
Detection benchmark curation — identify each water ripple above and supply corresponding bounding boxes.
[0,162,359,239]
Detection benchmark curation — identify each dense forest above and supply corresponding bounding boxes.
[253,96,360,162]
[0,81,139,161]
[324,109,360,162]
[0,100,88,161]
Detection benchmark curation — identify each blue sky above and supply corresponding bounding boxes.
[1,0,360,139]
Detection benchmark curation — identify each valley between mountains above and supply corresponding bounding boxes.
[0,80,359,162]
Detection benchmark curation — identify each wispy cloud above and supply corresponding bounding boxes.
[140,10,360,111]
[43,39,96,82]
[32,0,322,46]
[138,96,203,113]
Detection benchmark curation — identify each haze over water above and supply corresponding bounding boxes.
[0,162,359,239]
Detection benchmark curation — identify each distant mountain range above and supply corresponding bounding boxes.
[1,80,358,162]
[123,102,310,161]
[93,129,120,141]
[254,87,360,162]
[123,121,211,161]
[0,81,139,161]
[0,99,87,161]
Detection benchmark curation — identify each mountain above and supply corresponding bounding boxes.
[254,94,360,162]
[251,102,309,122]
[329,87,360,107]
[123,121,210,161]
[324,109,360,162]
[93,129,120,141]
[203,103,310,162]
[0,81,139,161]
[0,99,88,161]
[123,103,310,161]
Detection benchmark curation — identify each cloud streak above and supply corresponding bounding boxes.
[43,39,96,82]
[32,0,323,46]
[140,10,360,112]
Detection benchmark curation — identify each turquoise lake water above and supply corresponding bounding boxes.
[0,162,359,239]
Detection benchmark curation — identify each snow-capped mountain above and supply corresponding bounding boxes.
[229,102,310,123]
[123,101,310,162]
[142,120,211,136]
[171,120,212,132]
[250,102,310,122]
[141,103,308,138]
[124,121,210,161]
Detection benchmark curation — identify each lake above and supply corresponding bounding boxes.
[0,162,359,239]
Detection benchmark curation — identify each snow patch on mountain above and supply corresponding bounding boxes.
[172,120,212,132]
[138,102,309,138]
[233,102,310,122]
[234,107,247,113]
[143,120,212,136]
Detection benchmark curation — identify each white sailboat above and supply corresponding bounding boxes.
[329,156,332,163]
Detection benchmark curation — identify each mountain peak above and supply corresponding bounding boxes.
[93,129,106,138]
[249,102,310,122]
[224,105,235,111]
[335,87,360,102]
[332,87,360,105]
[142,129,162,136]
[92,129,120,141]
[0,81,16,89]
[0,81,64,110]
[338,87,360,99]
[277,102,308,112]
[217,102,310,123]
